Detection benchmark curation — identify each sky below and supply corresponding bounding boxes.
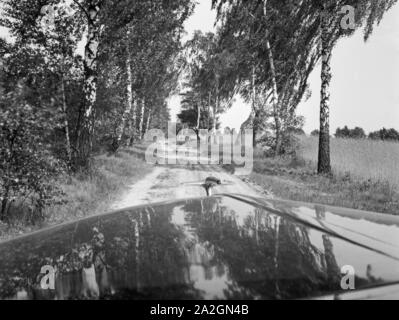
[173,0,399,133]
[298,3,399,134]
[1,1,398,134]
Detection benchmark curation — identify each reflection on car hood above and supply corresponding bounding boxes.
[0,194,399,300]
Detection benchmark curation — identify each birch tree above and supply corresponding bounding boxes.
[314,0,397,174]
[263,0,282,154]
[71,0,103,163]
[113,26,134,151]
[212,0,320,154]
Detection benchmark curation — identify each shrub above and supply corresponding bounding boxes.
[310,130,319,137]
[0,88,65,223]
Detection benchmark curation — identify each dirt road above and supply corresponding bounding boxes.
[111,163,265,210]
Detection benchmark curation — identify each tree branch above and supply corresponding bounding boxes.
[71,0,90,21]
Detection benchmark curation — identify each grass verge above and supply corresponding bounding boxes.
[0,147,152,241]
[246,147,399,215]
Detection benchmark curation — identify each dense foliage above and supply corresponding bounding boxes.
[335,126,366,139]
[0,0,195,222]
[369,128,399,141]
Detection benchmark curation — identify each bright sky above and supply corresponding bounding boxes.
[173,0,399,133]
[298,4,399,133]
[1,1,398,133]
[0,28,8,40]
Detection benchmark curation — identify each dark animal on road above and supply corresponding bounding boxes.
[202,177,222,196]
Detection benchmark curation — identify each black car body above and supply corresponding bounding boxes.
[0,194,398,300]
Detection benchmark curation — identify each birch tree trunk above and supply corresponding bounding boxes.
[213,74,220,134]
[114,27,134,151]
[61,76,72,164]
[251,64,258,147]
[318,8,332,174]
[139,98,145,140]
[266,39,282,155]
[145,108,152,133]
[264,0,282,155]
[208,92,211,130]
[252,64,257,111]
[83,2,101,121]
[196,102,201,143]
[76,0,101,164]
[129,98,138,146]
[196,102,201,130]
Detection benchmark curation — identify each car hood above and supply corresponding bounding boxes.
[0,194,399,300]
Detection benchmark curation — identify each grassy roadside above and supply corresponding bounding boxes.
[246,142,399,215]
[0,147,152,241]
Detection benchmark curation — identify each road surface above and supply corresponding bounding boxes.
[112,162,266,210]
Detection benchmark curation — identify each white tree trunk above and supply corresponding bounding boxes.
[83,2,101,121]
[129,97,138,146]
[251,64,258,147]
[146,109,152,133]
[266,40,282,153]
[196,103,201,130]
[208,92,212,130]
[115,27,134,148]
[318,6,333,174]
[76,0,101,160]
[264,0,282,155]
[61,77,72,164]
[214,74,219,133]
[252,64,257,111]
[139,98,145,139]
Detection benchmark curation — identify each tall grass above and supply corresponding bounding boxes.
[297,136,399,187]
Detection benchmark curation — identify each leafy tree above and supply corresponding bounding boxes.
[181,31,237,136]
[369,128,399,141]
[314,0,397,174]
[0,0,194,225]
[97,0,193,151]
[1,0,194,163]
[0,85,64,222]
[177,90,216,139]
[335,126,366,139]
[212,0,322,154]
[212,0,396,167]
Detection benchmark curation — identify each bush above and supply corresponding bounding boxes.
[0,88,65,223]
[259,114,305,156]
[310,130,319,137]
[259,131,301,158]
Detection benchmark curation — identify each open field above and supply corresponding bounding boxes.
[297,136,399,187]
